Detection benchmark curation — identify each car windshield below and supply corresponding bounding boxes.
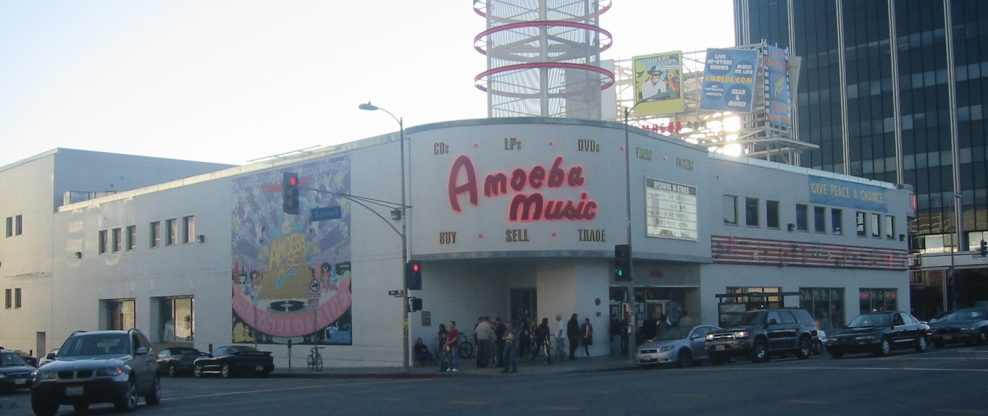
[728,311,766,326]
[653,327,692,341]
[1,351,27,366]
[848,314,891,328]
[173,348,200,355]
[943,308,987,321]
[59,333,130,357]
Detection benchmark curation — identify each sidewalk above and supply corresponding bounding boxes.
[271,352,637,379]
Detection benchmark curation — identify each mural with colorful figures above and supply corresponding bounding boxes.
[231,156,353,346]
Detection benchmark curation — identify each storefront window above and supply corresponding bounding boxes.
[103,299,135,330]
[859,288,897,313]
[157,296,194,343]
[799,288,845,331]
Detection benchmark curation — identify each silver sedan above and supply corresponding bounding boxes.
[636,325,720,368]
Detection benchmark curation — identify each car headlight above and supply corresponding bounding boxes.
[705,334,714,341]
[0,374,6,380]
[734,330,750,339]
[36,371,57,381]
[96,366,125,377]
[659,345,675,352]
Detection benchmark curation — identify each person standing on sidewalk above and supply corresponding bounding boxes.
[555,314,566,360]
[580,318,594,357]
[501,323,518,373]
[446,321,460,372]
[493,317,507,368]
[567,314,580,360]
[475,317,494,368]
[436,323,448,371]
[532,317,552,364]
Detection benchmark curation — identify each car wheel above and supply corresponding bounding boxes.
[221,363,232,378]
[978,330,988,346]
[830,349,845,359]
[167,363,177,377]
[31,395,59,416]
[796,336,812,359]
[114,378,138,412]
[194,364,204,378]
[751,338,769,363]
[73,402,90,413]
[677,349,692,368]
[915,336,929,353]
[875,338,891,357]
[145,375,161,405]
[813,340,824,355]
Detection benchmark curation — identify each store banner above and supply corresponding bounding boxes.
[764,45,793,129]
[632,51,684,116]
[699,48,758,112]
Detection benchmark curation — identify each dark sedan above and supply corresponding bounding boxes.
[0,351,35,393]
[827,311,930,358]
[193,345,274,378]
[157,346,207,377]
[930,307,988,347]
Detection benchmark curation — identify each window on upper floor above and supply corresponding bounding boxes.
[111,228,122,253]
[183,216,196,244]
[766,200,780,229]
[796,204,809,231]
[870,213,882,238]
[885,215,895,239]
[150,221,161,248]
[745,197,760,227]
[4,289,10,309]
[4,216,11,237]
[14,288,21,309]
[166,219,177,246]
[723,195,738,225]
[126,225,137,251]
[814,206,826,233]
[15,215,21,236]
[831,208,843,235]
[98,230,108,255]
[856,211,867,237]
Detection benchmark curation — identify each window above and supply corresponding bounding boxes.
[831,209,843,234]
[166,219,177,246]
[15,215,22,235]
[103,299,136,331]
[126,225,137,251]
[885,215,895,239]
[4,289,10,309]
[98,230,108,254]
[814,206,826,233]
[14,288,20,309]
[183,216,196,244]
[157,296,195,342]
[796,204,809,231]
[859,288,897,312]
[745,197,760,227]
[4,217,11,237]
[870,213,881,238]
[150,221,161,248]
[766,200,780,228]
[111,228,122,253]
[723,195,738,225]
[856,212,867,236]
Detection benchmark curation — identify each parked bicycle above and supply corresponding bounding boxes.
[457,332,475,359]
[307,345,323,372]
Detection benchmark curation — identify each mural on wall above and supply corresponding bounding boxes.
[231,156,352,345]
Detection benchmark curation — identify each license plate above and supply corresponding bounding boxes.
[66,386,84,396]
[715,345,726,351]
[255,365,263,371]
[15,378,26,385]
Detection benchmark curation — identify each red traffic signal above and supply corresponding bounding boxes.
[282,172,300,214]
[406,260,422,290]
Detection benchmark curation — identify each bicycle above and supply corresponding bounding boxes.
[307,345,323,372]
[457,333,475,359]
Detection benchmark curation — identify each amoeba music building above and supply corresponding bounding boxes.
[3,117,914,367]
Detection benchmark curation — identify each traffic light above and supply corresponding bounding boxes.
[409,297,423,312]
[614,244,632,281]
[980,239,987,257]
[406,260,422,290]
[282,172,300,214]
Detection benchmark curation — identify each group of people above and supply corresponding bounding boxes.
[412,313,596,373]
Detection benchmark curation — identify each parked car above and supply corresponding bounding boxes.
[30,329,160,416]
[0,350,36,393]
[930,307,988,347]
[194,345,274,378]
[827,311,930,358]
[705,308,818,364]
[38,348,58,367]
[636,325,720,368]
[813,330,828,355]
[10,350,38,367]
[157,346,207,377]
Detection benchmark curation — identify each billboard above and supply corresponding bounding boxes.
[632,51,684,116]
[764,45,793,129]
[699,48,758,112]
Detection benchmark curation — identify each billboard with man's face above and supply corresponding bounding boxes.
[632,51,684,117]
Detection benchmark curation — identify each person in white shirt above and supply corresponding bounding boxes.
[640,66,668,101]
[555,314,566,359]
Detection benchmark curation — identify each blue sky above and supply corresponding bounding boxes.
[0,1,733,167]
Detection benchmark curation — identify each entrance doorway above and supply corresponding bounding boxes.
[510,288,537,326]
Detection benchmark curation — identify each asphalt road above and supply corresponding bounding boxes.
[4,345,987,415]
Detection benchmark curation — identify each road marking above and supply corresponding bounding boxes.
[669,393,707,398]
[539,406,581,412]
[933,408,986,415]
[584,388,616,395]
[744,365,988,373]
[163,379,426,401]
[784,399,827,405]
[450,400,488,406]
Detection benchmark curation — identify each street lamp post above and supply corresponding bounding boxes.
[359,101,409,369]
[622,105,641,364]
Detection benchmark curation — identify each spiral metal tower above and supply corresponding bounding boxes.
[474,0,614,119]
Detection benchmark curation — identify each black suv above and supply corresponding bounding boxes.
[31,329,160,415]
[705,308,818,364]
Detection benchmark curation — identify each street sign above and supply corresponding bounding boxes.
[388,289,404,297]
[311,206,342,222]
